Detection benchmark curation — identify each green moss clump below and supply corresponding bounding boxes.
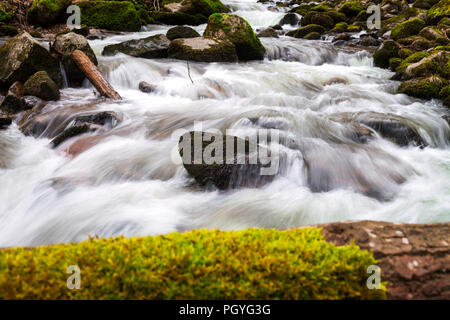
[427,0,450,23]
[326,10,347,23]
[348,25,362,32]
[391,18,426,40]
[389,57,402,71]
[331,22,348,33]
[290,4,313,16]
[399,48,414,59]
[434,45,450,51]
[338,1,364,17]
[373,40,400,68]
[398,75,448,99]
[440,85,450,98]
[304,31,321,40]
[396,51,431,74]
[0,228,386,299]
[311,4,329,12]
[78,1,142,32]
[287,24,326,38]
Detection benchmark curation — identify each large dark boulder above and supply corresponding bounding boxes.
[0,32,62,88]
[301,12,335,29]
[24,71,60,101]
[166,26,200,40]
[178,131,275,189]
[102,34,171,59]
[52,32,98,85]
[28,0,72,26]
[373,40,401,69]
[0,81,25,114]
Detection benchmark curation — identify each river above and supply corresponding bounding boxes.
[0,0,449,246]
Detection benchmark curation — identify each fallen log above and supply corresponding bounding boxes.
[71,50,122,100]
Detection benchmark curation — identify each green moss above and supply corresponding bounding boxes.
[373,40,400,68]
[331,22,348,33]
[204,13,265,60]
[0,8,15,23]
[78,1,142,32]
[338,1,364,17]
[389,57,402,71]
[440,85,450,98]
[427,0,450,23]
[396,51,431,73]
[434,45,450,51]
[291,4,313,16]
[28,0,72,25]
[288,24,326,38]
[398,75,448,99]
[399,48,414,59]
[391,18,426,40]
[326,10,347,23]
[0,228,386,299]
[348,25,362,32]
[311,4,329,12]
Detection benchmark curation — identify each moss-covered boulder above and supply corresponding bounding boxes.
[301,11,335,29]
[52,32,98,86]
[398,75,448,99]
[402,51,449,79]
[331,22,349,33]
[0,32,62,88]
[419,26,446,41]
[77,1,142,32]
[427,0,450,24]
[0,228,385,299]
[28,0,72,26]
[395,51,430,76]
[166,26,200,40]
[286,24,326,38]
[203,13,265,61]
[24,71,60,101]
[304,32,321,40]
[168,37,238,62]
[338,1,363,17]
[391,18,426,40]
[373,40,401,68]
[102,34,171,59]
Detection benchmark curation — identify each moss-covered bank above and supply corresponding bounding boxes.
[0,228,385,299]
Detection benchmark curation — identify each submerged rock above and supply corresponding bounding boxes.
[24,71,60,101]
[52,32,98,85]
[139,81,157,93]
[0,115,12,130]
[278,13,300,26]
[257,27,279,38]
[203,13,265,61]
[178,131,275,189]
[168,37,238,62]
[102,34,171,59]
[166,26,200,40]
[0,32,62,88]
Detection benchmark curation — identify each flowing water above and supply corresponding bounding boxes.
[1,0,450,246]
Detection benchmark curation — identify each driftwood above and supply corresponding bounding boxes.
[71,50,122,100]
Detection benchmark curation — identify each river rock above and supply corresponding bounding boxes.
[0,81,25,114]
[0,32,62,88]
[166,26,200,40]
[24,71,60,101]
[203,13,265,61]
[373,40,401,69]
[398,75,448,99]
[319,220,450,299]
[402,51,450,80]
[168,37,238,62]
[178,131,275,189]
[337,0,363,17]
[0,115,12,130]
[102,34,171,59]
[257,27,279,38]
[300,12,335,30]
[287,24,326,38]
[139,81,157,93]
[278,13,300,26]
[28,0,72,26]
[52,32,98,85]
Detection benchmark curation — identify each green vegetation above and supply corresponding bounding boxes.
[427,0,450,23]
[0,228,386,299]
[78,1,142,32]
[373,40,400,68]
[398,75,448,99]
[0,7,15,23]
[288,24,326,38]
[28,0,72,25]
[338,1,363,17]
[391,18,426,40]
[331,22,348,33]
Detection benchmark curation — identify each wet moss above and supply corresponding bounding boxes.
[338,1,364,17]
[427,0,450,23]
[373,40,400,69]
[440,85,450,98]
[78,1,142,32]
[389,57,402,71]
[331,22,349,33]
[399,48,414,59]
[391,18,426,40]
[398,75,448,99]
[288,24,326,38]
[396,52,431,74]
[0,228,386,299]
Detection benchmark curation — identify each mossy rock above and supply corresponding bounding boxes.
[290,4,313,16]
[419,26,444,40]
[301,11,335,29]
[168,36,238,62]
[373,40,401,68]
[166,26,200,40]
[391,18,426,40]
[438,17,450,26]
[304,31,321,40]
[440,84,450,98]
[399,48,414,59]
[427,0,450,24]
[311,4,329,12]
[402,51,449,79]
[161,0,229,17]
[0,25,18,37]
[24,71,60,101]
[0,228,386,299]
[150,11,207,25]
[331,22,349,33]
[326,10,347,23]
[396,51,431,75]
[434,45,450,51]
[28,0,72,26]
[287,24,326,38]
[203,13,265,61]
[398,75,448,99]
[53,32,98,85]
[102,34,170,59]
[77,1,142,32]
[389,57,402,71]
[348,25,362,32]
[0,32,62,88]
[338,1,364,17]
